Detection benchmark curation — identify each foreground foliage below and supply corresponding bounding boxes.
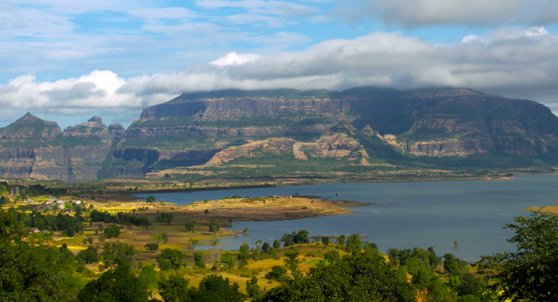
[262,250,415,302]
[480,213,558,301]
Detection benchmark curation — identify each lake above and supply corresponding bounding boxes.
[137,173,558,260]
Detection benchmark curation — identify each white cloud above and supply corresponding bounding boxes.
[129,7,194,20]
[2,27,558,123]
[211,52,261,67]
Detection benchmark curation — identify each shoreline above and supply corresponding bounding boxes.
[102,172,521,198]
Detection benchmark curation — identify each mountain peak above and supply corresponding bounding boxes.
[16,112,42,123]
[88,116,103,124]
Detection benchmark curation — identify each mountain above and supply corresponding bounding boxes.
[2,87,558,181]
[0,114,123,181]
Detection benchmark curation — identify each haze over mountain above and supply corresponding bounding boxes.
[1,87,557,181]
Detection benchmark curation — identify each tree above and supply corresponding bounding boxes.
[159,274,190,302]
[101,242,136,268]
[480,213,558,301]
[194,252,205,269]
[155,232,169,243]
[345,233,362,253]
[184,220,195,232]
[284,251,300,279]
[157,248,184,270]
[144,242,159,253]
[78,265,148,302]
[208,221,220,232]
[265,265,288,282]
[220,252,236,270]
[324,250,340,263]
[156,212,174,224]
[0,241,82,301]
[103,224,121,238]
[262,242,271,253]
[191,275,244,302]
[321,236,330,246]
[336,234,346,248]
[246,276,261,300]
[263,251,415,302]
[77,245,99,264]
[238,243,250,266]
[146,195,156,203]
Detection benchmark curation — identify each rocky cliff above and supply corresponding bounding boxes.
[2,87,558,181]
[0,114,122,181]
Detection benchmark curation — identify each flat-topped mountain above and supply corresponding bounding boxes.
[2,87,558,181]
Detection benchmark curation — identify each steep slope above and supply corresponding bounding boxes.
[2,87,557,181]
[0,114,121,181]
[106,87,558,179]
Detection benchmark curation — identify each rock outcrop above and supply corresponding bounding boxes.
[3,87,558,181]
[0,114,118,181]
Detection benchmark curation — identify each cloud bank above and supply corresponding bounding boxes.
[339,0,558,27]
[2,26,558,126]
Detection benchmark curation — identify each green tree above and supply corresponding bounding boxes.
[220,252,236,270]
[77,245,99,264]
[144,242,159,253]
[324,250,340,263]
[246,276,261,300]
[156,212,174,224]
[208,221,220,232]
[78,265,148,302]
[265,265,288,282]
[184,220,195,232]
[263,251,415,302]
[238,243,250,266]
[159,274,190,302]
[101,242,136,268]
[157,248,184,270]
[155,232,169,243]
[284,251,300,279]
[336,234,346,248]
[194,252,205,269]
[480,214,558,301]
[146,195,156,203]
[345,233,362,253]
[0,242,82,301]
[103,224,121,238]
[191,275,244,302]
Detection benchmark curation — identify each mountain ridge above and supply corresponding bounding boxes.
[1,87,557,181]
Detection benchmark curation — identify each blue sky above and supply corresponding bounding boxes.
[2,0,558,127]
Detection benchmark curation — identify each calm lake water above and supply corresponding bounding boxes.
[137,174,558,260]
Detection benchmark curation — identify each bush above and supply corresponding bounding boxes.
[156,212,174,224]
[144,242,159,253]
[265,265,288,281]
[194,252,205,269]
[78,265,148,302]
[191,275,244,302]
[77,246,99,264]
[103,224,120,238]
[209,221,220,232]
[157,248,184,270]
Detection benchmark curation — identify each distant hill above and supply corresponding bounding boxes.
[2,87,558,181]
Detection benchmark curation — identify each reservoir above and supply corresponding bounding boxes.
[137,173,558,260]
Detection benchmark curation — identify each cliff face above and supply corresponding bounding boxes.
[2,87,558,181]
[0,114,120,181]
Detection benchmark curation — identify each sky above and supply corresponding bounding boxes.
[2,0,558,128]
